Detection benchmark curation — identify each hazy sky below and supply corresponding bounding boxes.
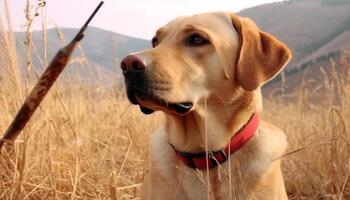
[6,0,279,39]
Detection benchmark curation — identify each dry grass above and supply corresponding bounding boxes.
[1,1,350,199]
[264,52,350,199]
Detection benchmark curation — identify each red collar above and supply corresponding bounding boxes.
[171,113,259,170]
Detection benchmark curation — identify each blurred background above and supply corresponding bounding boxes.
[5,0,350,91]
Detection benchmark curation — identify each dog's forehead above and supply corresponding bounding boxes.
[156,12,233,37]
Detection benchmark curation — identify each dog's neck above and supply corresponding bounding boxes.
[166,90,262,152]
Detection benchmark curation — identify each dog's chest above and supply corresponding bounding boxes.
[147,125,288,200]
[173,160,255,200]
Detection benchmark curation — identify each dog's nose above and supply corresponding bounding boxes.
[120,55,146,75]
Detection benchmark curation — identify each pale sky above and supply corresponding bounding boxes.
[5,0,279,39]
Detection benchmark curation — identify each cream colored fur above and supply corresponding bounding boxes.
[126,12,292,200]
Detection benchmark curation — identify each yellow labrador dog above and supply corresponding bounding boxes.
[121,12,291,200]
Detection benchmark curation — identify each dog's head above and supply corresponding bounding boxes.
[121,12,291,115]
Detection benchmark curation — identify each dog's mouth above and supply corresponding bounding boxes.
[127,88,193,115]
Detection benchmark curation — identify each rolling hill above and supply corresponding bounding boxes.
[13,0,350,87]
[15,27,150,84]
[239,0,350,70]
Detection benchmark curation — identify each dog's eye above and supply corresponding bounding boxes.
[186,34,209,46]
[152,37,159,47]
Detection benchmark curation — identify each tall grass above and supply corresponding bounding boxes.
[265,52,350,200]
[0,1,350,199]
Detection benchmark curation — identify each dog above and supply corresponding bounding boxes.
[120,12,292,200]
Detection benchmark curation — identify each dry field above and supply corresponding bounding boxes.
[1,2,350,199]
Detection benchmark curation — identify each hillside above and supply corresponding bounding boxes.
[299,31,350,65]
[15,27,150,84]
[239,0,350,70]
[12,0,350,86]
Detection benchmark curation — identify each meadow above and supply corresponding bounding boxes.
[0,2,350,199]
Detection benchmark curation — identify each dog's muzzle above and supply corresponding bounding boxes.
[120,55,193,115]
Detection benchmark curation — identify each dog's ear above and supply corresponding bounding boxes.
[231,14,292,91]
